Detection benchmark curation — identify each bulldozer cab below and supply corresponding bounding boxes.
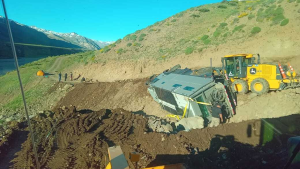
[222,54,260,78]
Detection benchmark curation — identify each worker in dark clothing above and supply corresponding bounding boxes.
[64,73,67,81]
[58,72,61,82]
[209,102,223,127]
[70,72,73,81]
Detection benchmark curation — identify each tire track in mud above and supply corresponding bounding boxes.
[10,106,300,169]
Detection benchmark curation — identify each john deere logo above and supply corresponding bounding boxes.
[250,68,256,74]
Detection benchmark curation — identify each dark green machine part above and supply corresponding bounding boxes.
[222,56,252,78]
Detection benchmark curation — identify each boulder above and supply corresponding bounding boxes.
[175,116,205,131]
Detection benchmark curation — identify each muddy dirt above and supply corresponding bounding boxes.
[55,78,167,118]
[7,107,300,169]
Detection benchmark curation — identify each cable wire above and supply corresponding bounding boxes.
[1,0,40,168]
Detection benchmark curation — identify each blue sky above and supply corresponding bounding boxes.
[4,0,221,41]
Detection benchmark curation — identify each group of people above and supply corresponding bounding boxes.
[58,72,73,82]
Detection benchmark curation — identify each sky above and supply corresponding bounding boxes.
[3,0,221,41]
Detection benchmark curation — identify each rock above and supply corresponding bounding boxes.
[175,116,204,131]
[61,106,66,111]
[161,136,165,141]
[161,124,173,133]
[248,93,258,99]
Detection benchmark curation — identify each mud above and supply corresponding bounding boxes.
[8,107,300,169]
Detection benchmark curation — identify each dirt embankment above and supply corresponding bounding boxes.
[55,76,300,123]
[55,78,167,118]
[7,107,300,169]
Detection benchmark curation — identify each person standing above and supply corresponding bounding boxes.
[70,72,73,81]
[209,102,223,127]
[58,72,62,82]
[64,73,67,81]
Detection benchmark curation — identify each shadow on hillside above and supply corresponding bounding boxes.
[146,113,300,169]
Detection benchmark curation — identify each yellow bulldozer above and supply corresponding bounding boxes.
[221,54,300,95]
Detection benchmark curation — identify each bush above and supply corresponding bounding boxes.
[203,39,211,45]
[219,22,228,28]
[102,46,111,53]
[227,2,238,6]
[248,14,255,20]
[130,34,137,41]
[127,43,132,47]
[133,42,141,47]
[251,27,261,34]
[213,30,222,37]
[185,47,194,55]
[288,0,296,3]
[139,34,146,41]
[115,39,122,44]
[232,18,239,25]
[116,48,124,54]
[218,5,227,9]
[223,32,230,38]
[171,19,177,22]
[238,12,248,18]
[199,8,210,12]
[280,19,289,26]
[190,14,200,18]
[201,35,209,40]
[232,24,246,33]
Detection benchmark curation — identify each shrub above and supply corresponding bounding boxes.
[232,24,246,33]
[185,47,194,55]
[251,27,261,34]
[102,46,111,53]
[190,14,200,18]
[127,43,132,47]
[298,0,300,3]
[199,8,210,12]
[218,5,227,9]
[179,39,190,45]
[116,48,124,54]
[171,19,177,22]
[288,0,296,3]
[280,19,289,26]
[213,30,222,37]
[139,34,146,41]
[133,42,141,47]
[238,12,248,18]
[223,32,230,38]
[203,39,211,45]
[130,34,137,41]
[227,2,238,6]
[219,22,228,28]
[201,35,209,40]
[248,14,255,20]
[115,39,122,44]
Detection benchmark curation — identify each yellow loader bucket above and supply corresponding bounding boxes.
[143,163,186,169]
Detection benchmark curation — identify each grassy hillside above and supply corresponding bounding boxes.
[0,51,95,112]
[94,0,299,62]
